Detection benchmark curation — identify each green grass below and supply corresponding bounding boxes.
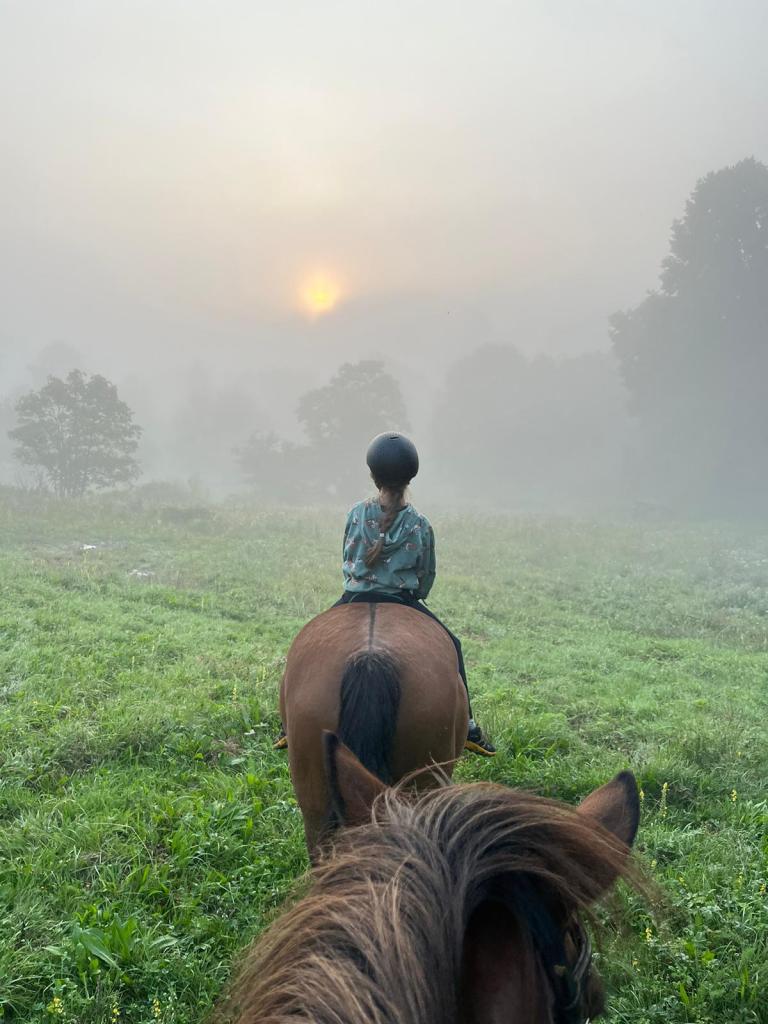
[0,491,766,1022]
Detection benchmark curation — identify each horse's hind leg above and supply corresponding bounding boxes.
[288,737,334,858]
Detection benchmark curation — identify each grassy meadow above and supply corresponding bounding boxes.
[0,490,766,1022]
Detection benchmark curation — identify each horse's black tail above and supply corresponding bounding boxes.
[338,651,401,783]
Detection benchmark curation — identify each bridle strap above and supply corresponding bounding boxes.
[506,878,592,1024]
[553,922,592,1022]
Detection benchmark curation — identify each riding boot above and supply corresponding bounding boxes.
[465,720,496,756]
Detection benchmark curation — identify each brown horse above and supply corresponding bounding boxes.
[220,735,643,1024]
[280,602,468,852]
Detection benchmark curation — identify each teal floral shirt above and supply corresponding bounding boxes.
[342,499,436,600]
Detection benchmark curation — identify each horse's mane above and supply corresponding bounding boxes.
[218,782,638,1024]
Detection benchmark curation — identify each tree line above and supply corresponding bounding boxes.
[5,158,768,513]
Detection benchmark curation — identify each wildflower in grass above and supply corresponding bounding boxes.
[644,926,653,943]
[660,781,668,817]
[735,874,744,890]
[731,789,737,802]
[152,997,163,1020]
[47,996,64,1016]
[631,958,639,969]
[231,684,238,703]
[759,882,766,895]
[111,1008,120,1021]
[650,858,657,870]
[639,787,645,803]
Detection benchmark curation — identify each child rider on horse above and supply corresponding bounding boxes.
[276,431,495,756]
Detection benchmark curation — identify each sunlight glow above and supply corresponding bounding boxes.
[299,272,343,317]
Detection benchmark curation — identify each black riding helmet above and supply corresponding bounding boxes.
[366,432,419,486]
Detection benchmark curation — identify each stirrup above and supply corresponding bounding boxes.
[464,738,496,757]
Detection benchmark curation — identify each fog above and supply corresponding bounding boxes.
[2,1,767,509]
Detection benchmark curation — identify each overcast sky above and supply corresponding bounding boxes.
[2,0,767,386]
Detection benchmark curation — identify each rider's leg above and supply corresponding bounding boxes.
[400,602,473,716]
[401,600,496,756]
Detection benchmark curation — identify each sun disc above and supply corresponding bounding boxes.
[300,273,342,317]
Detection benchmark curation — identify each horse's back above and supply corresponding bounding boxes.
[284,601,456,670]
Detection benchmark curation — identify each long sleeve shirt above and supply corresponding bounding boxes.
[342,498,436,600]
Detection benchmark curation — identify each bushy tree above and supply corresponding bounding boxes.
[298,359,409,446]
[9,370,141,497]
[297,360,410,497]
[611,157,768,511]
[235,361,411,501]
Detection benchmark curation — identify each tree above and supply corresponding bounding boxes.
[9,370,142,497]
[611,157,768,511]
[297,361,410,496]
[298,360,409,445]
[234,361,411,501]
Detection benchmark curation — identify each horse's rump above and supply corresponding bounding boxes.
[281,603,468,852]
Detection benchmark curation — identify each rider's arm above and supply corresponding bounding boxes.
[342,504,359,562]
[416,524,436,600]
[342,508,351,561]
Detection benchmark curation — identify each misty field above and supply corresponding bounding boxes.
[1,493,766,1023]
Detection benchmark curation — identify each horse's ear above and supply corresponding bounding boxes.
[323,731,387,827]
[577,770,640,848]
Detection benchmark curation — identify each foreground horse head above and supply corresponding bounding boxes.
[221,737,642,1024]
